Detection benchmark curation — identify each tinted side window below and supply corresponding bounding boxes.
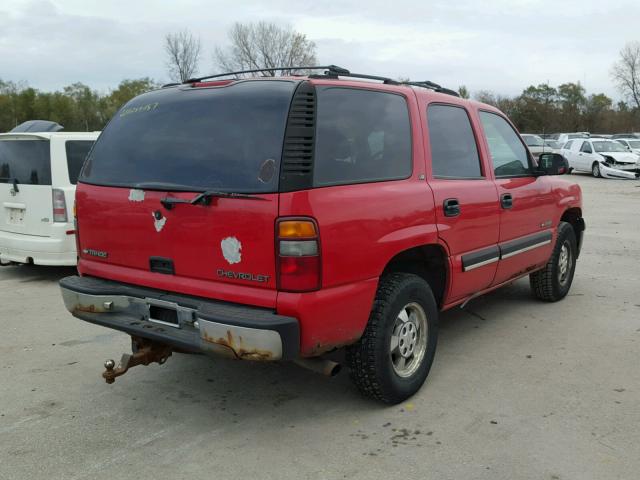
[563,140,574,150]
[479,111,531,177]
[580,141,592,154]
[427,104,482,178]
[0,139,51,185]
[313,88,411,187]
[65,140,94,185]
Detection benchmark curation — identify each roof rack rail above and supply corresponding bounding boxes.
[402,81,460,97]
[183,65,460,97]
[185,65,349,83]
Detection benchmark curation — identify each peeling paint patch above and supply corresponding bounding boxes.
[128,189,145,202]
[153,213,166,232]
[221,236,242,264]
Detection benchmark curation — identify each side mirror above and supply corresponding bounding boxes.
[538,153,569,175]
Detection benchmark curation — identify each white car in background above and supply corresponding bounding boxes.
[0,121,99,266]
[556,132,589,146]
[521,134,560,159]
[560,138,640,179]
[614,138,640,155]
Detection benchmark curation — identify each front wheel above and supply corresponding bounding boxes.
[592,162,601,178]
[530,222,577,302]
[347,273,438,404]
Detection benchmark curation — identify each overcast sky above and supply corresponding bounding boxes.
[1,0,638,99]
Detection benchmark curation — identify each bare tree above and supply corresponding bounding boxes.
[213,22,317,76]
[611,41,640,110]
[165,30,202,82]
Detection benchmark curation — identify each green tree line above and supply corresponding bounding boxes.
[0,78,159,133]
[1,76,638,134]
[462,82,639,134]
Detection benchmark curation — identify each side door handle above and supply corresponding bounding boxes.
[501,193,513,209]
[443,198,460,217]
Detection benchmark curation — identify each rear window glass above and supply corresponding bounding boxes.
[0,139,51,186]
[313,87,411,187]
[65,140,94,184]
[427,104,482,178]
[81,81,296,192]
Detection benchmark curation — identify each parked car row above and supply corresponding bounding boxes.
[524,131,640,179]
[560,138,640,179]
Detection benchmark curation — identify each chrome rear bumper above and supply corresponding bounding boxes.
[59,275,299,361]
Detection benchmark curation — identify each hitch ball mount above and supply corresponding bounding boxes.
[102,338,172,384]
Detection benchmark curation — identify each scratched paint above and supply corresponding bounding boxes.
[128,189,145,202]
[221,236,242,264]
[153,213,166,232]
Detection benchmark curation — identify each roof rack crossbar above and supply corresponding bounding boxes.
[185,65,349,83]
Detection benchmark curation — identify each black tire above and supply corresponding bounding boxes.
[346,273,438,404]
[530,222,577,302]
[592,162,601,178]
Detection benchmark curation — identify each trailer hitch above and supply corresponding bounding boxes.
[102,338,172,384]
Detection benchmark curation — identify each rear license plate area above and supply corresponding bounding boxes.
[7,208,25,225]
[148,305,179,327]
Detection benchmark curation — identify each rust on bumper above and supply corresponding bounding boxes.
[201,329,276,361]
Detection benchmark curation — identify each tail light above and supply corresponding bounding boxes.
[276,218,321,292]
[52,189,68,223]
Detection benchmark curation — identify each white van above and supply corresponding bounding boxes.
[0,126,100,266]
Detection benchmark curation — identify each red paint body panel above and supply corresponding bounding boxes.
[427,180,500,300]
[76,184,279,308]
[492,176,556,284]
[277,278,379,356]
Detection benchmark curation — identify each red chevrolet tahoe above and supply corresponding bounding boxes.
[60,66,585,404]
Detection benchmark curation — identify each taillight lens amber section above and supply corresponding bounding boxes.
[276,218,321,292]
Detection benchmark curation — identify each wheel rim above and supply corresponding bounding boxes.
[557,240,573,286]
[389,302,428,378]
[592,163,599,177]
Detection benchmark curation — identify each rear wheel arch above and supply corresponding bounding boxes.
[381,244,448,308]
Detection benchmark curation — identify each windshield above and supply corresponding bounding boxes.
[593,141,628,153]
[522,135,544,147]
[0,139,51,185]
[545,140,561,149]
[81,80,296,192]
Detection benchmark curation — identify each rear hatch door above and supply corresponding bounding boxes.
[77,80,298,306]
[0,136,53,237]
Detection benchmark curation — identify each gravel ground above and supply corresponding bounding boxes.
[1,173,638,480]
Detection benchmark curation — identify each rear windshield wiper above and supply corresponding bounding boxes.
[0,177,20,193]
[160,190,264,210]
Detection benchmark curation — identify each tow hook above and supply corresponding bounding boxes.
[102,338,172,384]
